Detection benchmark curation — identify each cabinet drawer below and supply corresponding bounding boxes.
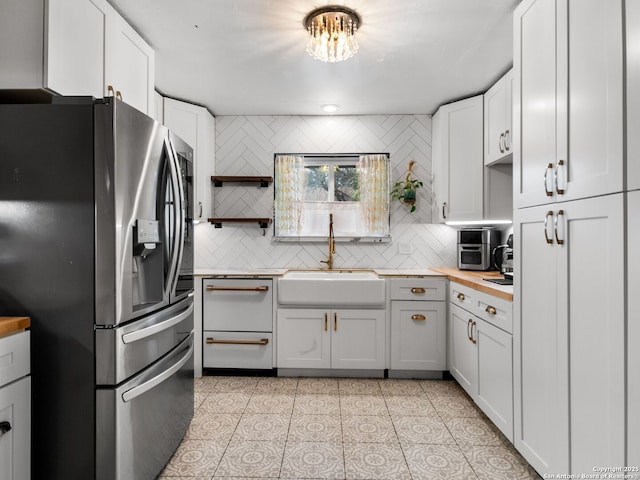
[0,376,30,480]
[450,282,512,333]
[203,279,273,332]
[389,278,446,301]
[203,332,273,369]
[0,331,30,388]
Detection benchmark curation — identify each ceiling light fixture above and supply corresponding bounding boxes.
[304,6,361,63]
[321,104,339,113]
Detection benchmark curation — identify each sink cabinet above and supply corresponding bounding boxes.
[389,278,447,373]
[448,281,513,441]
[277,308,385,370]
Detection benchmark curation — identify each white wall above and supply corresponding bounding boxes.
[194,114,457,269]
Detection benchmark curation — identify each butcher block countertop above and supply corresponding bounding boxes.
[0,316,31,337]
[430,267,513,301]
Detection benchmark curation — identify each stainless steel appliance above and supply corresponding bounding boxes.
[457,228,502,271]
[0,97,194,480]
[493,233,514,278]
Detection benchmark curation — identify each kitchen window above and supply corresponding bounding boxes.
[273,154,391,241]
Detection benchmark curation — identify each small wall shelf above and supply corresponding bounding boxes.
[212,176,273,187]
[208,218,272,229]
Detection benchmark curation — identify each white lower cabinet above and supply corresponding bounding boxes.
[277,308,385,370]
[628,190,640,466]
[448,283,513,441]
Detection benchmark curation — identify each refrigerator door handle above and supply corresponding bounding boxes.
[122,336,194,403]
[121,302,193,344]
[164,137,182,296]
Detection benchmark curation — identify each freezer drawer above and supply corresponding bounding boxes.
[96,333,194,480]
[203,331,273,369]
[0,377,30,480]
[203,279,273,332]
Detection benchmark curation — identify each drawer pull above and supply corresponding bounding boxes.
[206,337,269,345]
[485,305,497,315]
[467,319,473,341]
[471,321,477,344]
[411,287,425,294]
[0,421,11,437]
[206,285,269,292]
[411,314,426,321]
[457,292,465,301]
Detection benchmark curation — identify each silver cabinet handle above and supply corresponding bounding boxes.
[544,210,554,244]
[544,163,554,196]
[499,133,505,153]
[555,209,565,245]
[505,129,511,151]
[555,160,566,195]
[467,319,473,341]
[471,321,477,344]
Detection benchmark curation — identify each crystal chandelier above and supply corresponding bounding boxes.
[304,6,361,63]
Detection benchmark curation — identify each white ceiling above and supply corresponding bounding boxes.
[109,0,519,116]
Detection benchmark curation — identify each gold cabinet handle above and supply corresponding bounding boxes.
[471,321,477,344]
[206,337,269,345]
[334,312,337,331]
[206,285,269,292]
[107,85,115,97]
[457,292,465,301]
[115,90,123,101]
[485,305,497,315]
[411,314,426,321]
[324,313,328,331]
[411,287,425,294]
[467,319,473,341]
[544,210,554,245]
[555,159,566,195]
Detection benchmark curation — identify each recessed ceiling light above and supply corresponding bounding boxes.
[322,104,339,113]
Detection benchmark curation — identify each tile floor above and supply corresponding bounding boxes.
[159,376,542,480]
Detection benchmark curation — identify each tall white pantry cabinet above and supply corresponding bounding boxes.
[513,0,632,476]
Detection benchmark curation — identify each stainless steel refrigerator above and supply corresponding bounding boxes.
[0,97,195,479]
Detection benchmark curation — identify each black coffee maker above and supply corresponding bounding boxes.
[493,233,514,278]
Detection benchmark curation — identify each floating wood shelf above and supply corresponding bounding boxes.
[208,218,272,229]
[212,176,273,187]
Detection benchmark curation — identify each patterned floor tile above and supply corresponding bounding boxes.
[232,413,290,441]
[403,444,479,480]
[288,414,342,442]
[214,440,285,478]
[393,415,456,445]
[297,377,339,394]
[445,417,507,448]
[342,415,398,443]
[430,394,483,420]
[344,442,411,479]
[293,394,341,415]
[195,375,219,392]
[185,412,241,442]
[385,395,435,416]
[419,379,465,398]
[378,379,424,396]
[161,439,227,477]
[200,392,251,414]
[340,395,388,416]
[194,391,208,411]
[211,376,259,392]
[459,445,543,480]
[254,377,299,394]
[245,393,295,414]
[338,378,382,395]
[280,442,345,479]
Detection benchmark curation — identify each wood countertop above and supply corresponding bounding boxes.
[0,316,31,337]
[430,267,513,301]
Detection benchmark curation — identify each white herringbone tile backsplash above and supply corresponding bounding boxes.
[195,114,458,269]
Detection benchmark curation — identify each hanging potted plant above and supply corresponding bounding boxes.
[391,160,423,212]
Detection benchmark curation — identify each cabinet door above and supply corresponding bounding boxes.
[0,377,30,480]
[558,194,625,474]
[163,99,214,222]
[475,318,513,441]
[484,72,508,166]
[46,0,111,98]
[106,13,155,115]
[276,309,330,369]
[513,203,567,475]
[448,304,477,395]
[628,190,640,466]
[390,301,446,370]
[331,309,385,369]
[627,0,640,192]
[431,108,448,223]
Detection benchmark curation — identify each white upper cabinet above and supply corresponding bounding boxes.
[484,69,513,166]
[0,0,155,116]
[163,98,215,222]
[513,0,624,208]
[628,0,640,192]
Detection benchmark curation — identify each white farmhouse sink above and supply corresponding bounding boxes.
[278,270,385,306]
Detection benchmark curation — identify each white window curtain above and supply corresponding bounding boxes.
[274,155,305,235]
[357,154,390,236]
